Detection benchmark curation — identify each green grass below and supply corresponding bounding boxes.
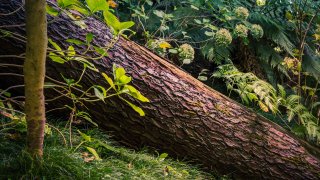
[0,118,215,179]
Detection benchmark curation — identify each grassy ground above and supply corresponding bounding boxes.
[0,117,216,179]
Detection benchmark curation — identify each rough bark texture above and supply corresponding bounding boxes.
[24,0,47,157]
[0,0,320,179]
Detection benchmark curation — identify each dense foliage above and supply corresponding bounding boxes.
[113,0,320,144]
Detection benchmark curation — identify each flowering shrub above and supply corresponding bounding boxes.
[251,24,264,39]
[235,24,248,38]
[234,7,249,20]
[215,28,232,47]
[178,44,195,64]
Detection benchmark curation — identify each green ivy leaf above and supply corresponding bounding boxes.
[118,21,135,31]
[115,67,126,81]
[93,86,106,101]
[86,0,108,13]
[122,98,145,116]
[66,39,85,45]
[124,85,149,102]
[119,75,132,84]
[102,73,115,89]
[86,33,94,44]
[49,52,66,64]
[94,46,108,56]
[46,5,59,16]
[48,39,64,56]
[67,46,76,57]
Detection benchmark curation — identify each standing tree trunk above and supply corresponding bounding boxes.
[0,0,320,178]
[24,0,47,157]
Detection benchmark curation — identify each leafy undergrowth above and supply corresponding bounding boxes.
[0,118,216,179]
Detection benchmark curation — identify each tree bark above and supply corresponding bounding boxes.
[24,0,47,157]
[0,0,320,179]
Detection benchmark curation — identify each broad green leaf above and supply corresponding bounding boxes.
[153,10,165,18]
[86,33,94,44]
[66,39,85,45]
[126,101,145,116]
[61,74,75,86]
[194,19,202,24]
[119,75,132,84]
[86,0,108,13]
[94,46,108,57]
[115,67,126,81]
[118,21,135,31]
[204,31,215,37]
[57,0,81,8]
[124,85,149,102]
[158,153,168,161]
[48,39,64,56]
[46,5,59,16]
[73,57,99,72]
[102,73,115,88]
[67,46,76,57]
[93,86,106,101]
[197,76,208,81]
[85,146,102,161]
[103,11,120,33]
[49,52,66,64]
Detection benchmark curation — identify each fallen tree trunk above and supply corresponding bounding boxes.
[0,0,320,179]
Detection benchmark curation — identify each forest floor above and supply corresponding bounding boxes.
[0,117,220,179]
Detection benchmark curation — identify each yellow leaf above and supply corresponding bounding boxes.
[158,41,171,49]
[258,101,269,112]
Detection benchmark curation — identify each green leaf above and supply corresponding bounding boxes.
[61,74,75,86]
[119,75,132,84]
[198,76,208,81]
[118,21,135,31]
[124,85,149,102]
[76,111,98,127]
[204,31,215,37]
[115,67,126,81]
[73,57,99,72]
[158,153,168,161]
[49,52,66,64]
[102,73,115,89]
[93,86,106,101]
[48,39,64,56]
[46,5,59,16]
[86,0,108,13]
[77,130,92,142]
[194,19,202,24]
[57,0,80,8]
[85,146,102,161]
[67,46,76,57]
[122,98,145,116]
[66,39,85,45]
[153,10,165,18]
[86,33,94,44]
[94,46,108,56]
[103,11,120,33]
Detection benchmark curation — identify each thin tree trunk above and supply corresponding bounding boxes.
[24,0,47,157]
[0,0,320,179]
